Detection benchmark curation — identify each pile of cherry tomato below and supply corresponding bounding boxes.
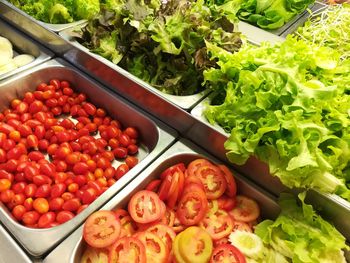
[0,79,140,228]
[81,158,260,262]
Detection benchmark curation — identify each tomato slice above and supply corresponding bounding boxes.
[161,208,175,227]
[128,190,163,224]
[177,189,208,226]
[160,163,186,179]
[172,214,185,233]
[199,209,234,240]
[214,237,229,247]
[158,175,172,201]
[217,195,236,211]
[218,165,237,198]
[83,210,121,248]
[210,244,246,263]
[81,246,109,263]
[167,169,185,209]
[120,216,137,237]
[178,226,213,263]
[173,231,187,263]
[187,159,212,176]
[145,179,162,192]
[146,224,176,255]
[109,237,146,263]
[195,165,227,200]
[208,200,219,215]
[114,208,129,220]
[184,175,204,188]
[136,231,168,263]
[229,195,260,222]
[232,221,252,233]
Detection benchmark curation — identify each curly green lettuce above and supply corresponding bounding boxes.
[9,0,100,23]
[255,193,348,263]
[204,36,350,199]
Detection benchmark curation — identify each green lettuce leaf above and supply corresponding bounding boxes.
[255,193,348,263]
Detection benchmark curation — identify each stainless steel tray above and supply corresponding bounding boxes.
[190,98,350,240]
[59,25,210,111]
[0,1,87,32]
[43,138,281,263]
[0,19,52,80]
[279,1,328,37]
[0,59,177,257]
[0,224,32,263]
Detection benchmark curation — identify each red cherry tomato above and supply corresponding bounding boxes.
[22,211,40,225]
[12,205,26,220]
[38,212,56,228]
[83,210,121,248]
[62,198,81,212]
[56,210,75,224]
[33,198,49,214]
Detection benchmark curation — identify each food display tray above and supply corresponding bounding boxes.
[190,98,350,241]
[0,59,177,257]
[43,139,281,263]
[0,19,52,80]
[58,25,209,111]
[0,224,32,263]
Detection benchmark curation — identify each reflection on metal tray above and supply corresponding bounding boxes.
[0,19,52,80]
[279,1,328,37]
[43,139,281,263]
[0,224,32,263]
[59,25,210,111]
[0,58,176,257]
[190,98,350,241]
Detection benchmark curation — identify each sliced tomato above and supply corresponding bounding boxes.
[208,200,219,215]
[232,221,252,233]
[218,165,237,198]
[81,246,109,263]
[109,237,146,263]
[229,195,260,222]
[199,209,234,240]
[147,224,176,254]
[187,159,212,176]
[217,195,236,211]
[214,237,229,247]
[136,231,168,263]
[114,208,129,220]
[167,169,185,209]
[161,208,175,227]
[145,179,161,192]
[83,211,121,248]
[160,163,186,179]
[210,244,246,263]
[177,189,208,226]
[195,165,227,200]
[184,175,204,189]
[120,215,137,237]
[128,190,163,224]
[181,182,205,196]
[178,226,213,263]
[172,231,186,263]
[172,214,185,233]
[158,175,172,201]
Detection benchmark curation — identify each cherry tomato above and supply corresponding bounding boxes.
[124,127,138,139]
[37,212,56,228]
[128,190,163,224]
[49,197,64,211]
[1,189,15,203]
[33,198,49,214]
[0,178,11,191]
[82,188,97,205]
[35,184,51,198]
[115,164,129,180]
[12,205,26,220]
[56,210,75,224]
[22,211,40,225]
[83,210,121,248]
[125,156,138,169]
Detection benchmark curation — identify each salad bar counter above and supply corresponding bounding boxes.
[0,0,350,262]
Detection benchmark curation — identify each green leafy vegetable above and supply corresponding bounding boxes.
[76,0,242,95]
[9,0,100,23]
[232,0,315,29]
[204,36,350,199]
[255,193,348,262]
